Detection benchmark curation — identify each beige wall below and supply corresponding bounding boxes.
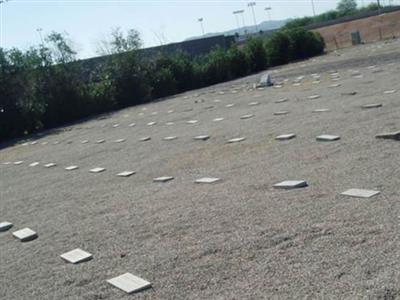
[312,10,400,51]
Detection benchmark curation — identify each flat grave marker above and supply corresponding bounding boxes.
[153,176,174,183]
[316,135,340,141]
[12,228,38,242]
[276,133,296,140]
[213,117,224,122]
[14,161,23,165]
[341,188,380,198]
[29,162,40,167]
[274,111,289,116]
[0,222,13,232]
[115,139,126,143]
[248,102,259,106]
[139,137,151,142]
[274,180,308,189]
[128,123,136,127]
[240,114,254,119]
[228,137,246,143]
[147,122,157,126]
[193,135,210,141]
[163,136,177,141]
[275,98,288,103]
[362,103,382,109]
[187,120,198,124]
[117,171,136,177]
[376,131,400,141]
[90,167,105,173]
[60,248,93,264]
[65,166,79,171]
[44,163,56,168]
[312,109,330,113]
[383,90,396,94]
[107,273,151,294]
[195,177,221,184]
[96,139,105,144]
[308,95,321,100]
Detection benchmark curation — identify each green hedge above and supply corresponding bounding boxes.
[0,28,325,142]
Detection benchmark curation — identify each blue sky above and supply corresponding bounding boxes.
[0,0,391,58]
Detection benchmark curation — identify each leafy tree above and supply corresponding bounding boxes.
[244,38,268,72]
[337,0,358,15]
[97,28,142,55]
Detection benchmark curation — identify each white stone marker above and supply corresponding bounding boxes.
[167,110,174,114]
[312,108,330,113]
[151,112,158,115]
[90,167,105,173]
[65,166,79,171]
[274,180,308,189]
[225,104,235,108]
[240,114,254,119]
[316,135,340,141]
[213,117,224,122]
[341,188,380,198]
[41,142,48,145]
[14,161,23,165]
[376,131,400,140]
[274,111,289,116]
[362,103,382,109]
[383,90,396,94]
[147,122,157,126]
[276,133,296,140]
[248,102,259,106]
[166,122,174,126]
[0,222,13,232]
[187,120,198,124]
[96,139,105,144]
[329,83,341,88]
[113,124,120,128]
[107,273,151,294]
[163,136,177,141]
[81,140,89,144]
[128,123,136,127]
[117,171,136,177]
[12,228,38,242]
[153,176,174,183]
[193,135,210,141]
[139,137,151,142]
[275,98,288,103]
[60,248,93,264]
[44,163,56,168]
[308,95,321,100]
[228,137,246,143]
[293,83,301,87]
[115,139,126,143]
[29,162,40,167]
[30,141,38,145]
[195,177,221,184]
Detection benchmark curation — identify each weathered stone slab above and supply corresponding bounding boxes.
[195,177,221,184]
[341,91,357,96]
[147,122,157,126]
[213,117,224,122]
[275,98,288,103]
[316,135,340,141]
[341,188,380,198]
[65,166,79,171]
[308,95,321,100]
[81,140,89,144]
[115,139,126,143]
[139,137,151,142]
[362,103,382,109]
[112,124,120,128]
[44,163,56,168]
[228,137,246,143]
[274,111,289,116]
[193,135,210,141]
[90,167,105,173]
[329,83,341,88]
[375,131,400,140]
[117,171,136,177]
[96,139,105,144]
[248,102,259,106]
[128,123,136,127]
[187,120,198,124]
[240,114,254,119]
[29,162,40,167]
[14,161,23,165]
[383,90,396,94]
[60,248,92,264]
[107,273,151,294]
[0,221,13,232]
[276,133,296,140]
[163,136,177,141]
[153,176,174,182]
[312,109,330,113]
[225,104,235,108]
[274,180,308,189]
[12,228,38,242]
[257,73,273,87]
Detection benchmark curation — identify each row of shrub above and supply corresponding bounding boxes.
[0,27,325,142]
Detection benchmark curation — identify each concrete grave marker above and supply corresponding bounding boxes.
[12,228,38,242]
[213,117,224,122]
[383,90,396,94]
[96,139,105,144]
[81,140,89,144]
[274,111,289,116]
[228,137,246,143]
[187,120,198,124]
[163,136,177,141]
[329,83,341,88]
[153,176,174,182]
[44,163,56,168]
[30,141,38,145]
[316,135,340,141]
[195,177,221,184]
[14,161,23,165]
[166,122,174,126]
[308,95,321,100]
[60,248,92,264]
[128,123,136,127]
[193,135,210,141]
[248,102,259,106]
[139,137,151,142]
[107,273,151,294]
[112,124,120,128]
[167,110,174,114]
[257,73,273,87]
[362,103,382,109]
[376,131,400,141]
[29,162,40,167]
[276,133,296,140]
[225,104,235,108]
[312,108,330,113]
[341,188,380,198]
[240,114,254,119]
[0,222,13,232]
[275,98,288,103]
[274,180,308,189]
[115,139,126,143]
[117,171,136,177]
[90,167,105,173]
[65,166,78,171]
[293,83,301,87]
[147,122,157,126]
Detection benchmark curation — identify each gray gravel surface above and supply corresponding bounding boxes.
[1,39,400,300]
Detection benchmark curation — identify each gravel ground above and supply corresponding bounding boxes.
[1,39,400,300]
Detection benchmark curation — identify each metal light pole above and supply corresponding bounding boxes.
[36,28,44,44]
[265,7,272,21]
[248,2,258,33]
[233,10,241,32]
[311,0,316,16]
[198,18,205,36]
